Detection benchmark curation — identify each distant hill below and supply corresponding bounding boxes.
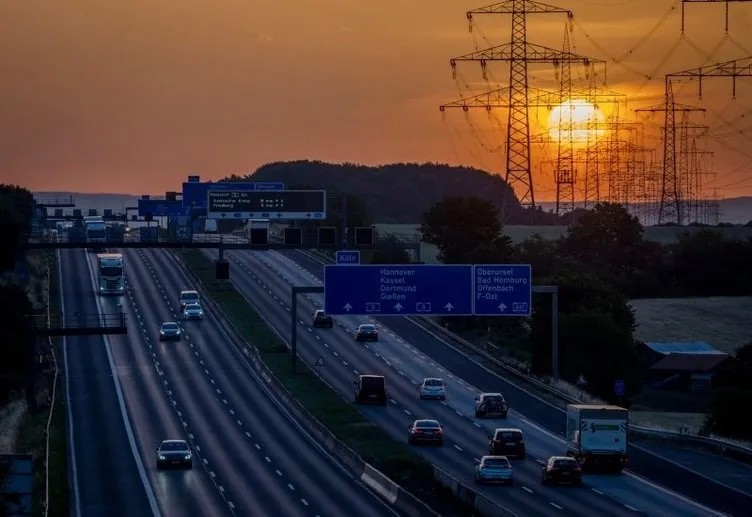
[235,160,521,224]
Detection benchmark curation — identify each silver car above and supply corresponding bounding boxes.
[183,303,203,320]
[159,322,181,341]
[474,455,514,485]
[419,378,446,400]
[156,440,192,469]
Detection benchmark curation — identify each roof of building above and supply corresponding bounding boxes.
[643,341,726,356]
[650,353,730,372]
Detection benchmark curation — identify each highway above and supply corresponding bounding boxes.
[272,250,752,512]
[203,248,731,517]
[126,248,396,517]
[59,248,156,517]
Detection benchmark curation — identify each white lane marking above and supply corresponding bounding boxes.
[209,471,216,478]
[625,504,640,512]
[550,502,563,510]
[473,423,482,428]
[265,456,271,463]
[255,443,261,450]
[276,470,282,476]
[592,488,603,495]
[58,251,81,517]
[403,409,412,416]
[288,483,295,491]
[522,486,533,494]
[453,444,463,452]
[301,499,309,506]
[228,502,235,509]
[84,254,161,517]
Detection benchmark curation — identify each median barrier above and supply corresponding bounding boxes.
[433,466,518,517]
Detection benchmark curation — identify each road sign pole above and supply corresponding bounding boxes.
[532,285,559,380]
[291,286,324,373]
[552,287,559,380]
[291,288,297,373]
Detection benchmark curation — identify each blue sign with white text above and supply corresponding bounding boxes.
[473,264,532,316]
[324,265,473,316]
[182,181,285,208]
[137,199,187,217]
[336,250,361,265]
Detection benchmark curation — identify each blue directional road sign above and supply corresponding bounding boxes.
[336,250,360,265]
[324,265,473,316]
[182,181,285,208]
[614,380,625,397]
[473,264,532,316]
[137,198,187,217]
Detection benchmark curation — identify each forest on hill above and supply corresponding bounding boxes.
[226,160,554,224]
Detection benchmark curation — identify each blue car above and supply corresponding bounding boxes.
[474,456,514,485]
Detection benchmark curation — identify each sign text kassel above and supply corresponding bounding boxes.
[324,264,531,316]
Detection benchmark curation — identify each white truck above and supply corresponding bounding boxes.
[96,253,125,295]
[565,404,628,473]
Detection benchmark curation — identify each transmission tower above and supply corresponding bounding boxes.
[635,80,705,225]
[681,0,752,33]
[443,1,606,218]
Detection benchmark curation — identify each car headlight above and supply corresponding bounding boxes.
[159,455,166,460]
[159,330,165,335]
[184,454,191,460]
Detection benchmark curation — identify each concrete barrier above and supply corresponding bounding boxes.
[433,466,518,517]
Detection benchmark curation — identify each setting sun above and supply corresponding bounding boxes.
[548,100,606,144]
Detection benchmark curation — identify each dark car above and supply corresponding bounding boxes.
[474,393,508,418]
[354,375,387,405]
[312,310,333,328]
[156,439,192,469]
[489,428,526,458]
[355,324,379,342]
[407,419,444,445]
[541,456,582,486]
[159,322,181,341]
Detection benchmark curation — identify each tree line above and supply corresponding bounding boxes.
[0,185,36,404]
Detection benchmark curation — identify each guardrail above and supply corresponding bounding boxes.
[411,315,752,463]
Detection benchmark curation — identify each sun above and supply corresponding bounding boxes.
[547,100,606,144]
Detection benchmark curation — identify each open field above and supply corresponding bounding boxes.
[629,296,752,355]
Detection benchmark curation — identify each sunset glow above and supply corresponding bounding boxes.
[547,100,606,145]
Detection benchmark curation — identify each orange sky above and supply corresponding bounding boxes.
[1,0,751,200]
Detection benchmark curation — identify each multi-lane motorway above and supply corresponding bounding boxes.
[206,246,747,517]
[59,247,394,516]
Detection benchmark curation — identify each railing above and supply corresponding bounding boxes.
[27,312,126,330]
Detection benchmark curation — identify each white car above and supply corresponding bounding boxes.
[183,303,203,320]
[419,378,446,400]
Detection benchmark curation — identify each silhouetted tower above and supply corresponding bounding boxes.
[635,80,704,224]
[554,26,576,217]
[447,1,602,217]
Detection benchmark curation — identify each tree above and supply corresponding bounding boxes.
[0,185,35,271]
[530,268,638,397]
[420,196,512,264]
[704,388,752,441]
[0,284,35,401]
[371,236,411,264]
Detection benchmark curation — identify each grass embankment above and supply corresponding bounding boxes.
[177,249,476,515]
[14,250,68,516]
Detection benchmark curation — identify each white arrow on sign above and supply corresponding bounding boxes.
[498,303,507,312]
[343,303,352,312]
[394,303,403,312]
[445,302,454,311]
